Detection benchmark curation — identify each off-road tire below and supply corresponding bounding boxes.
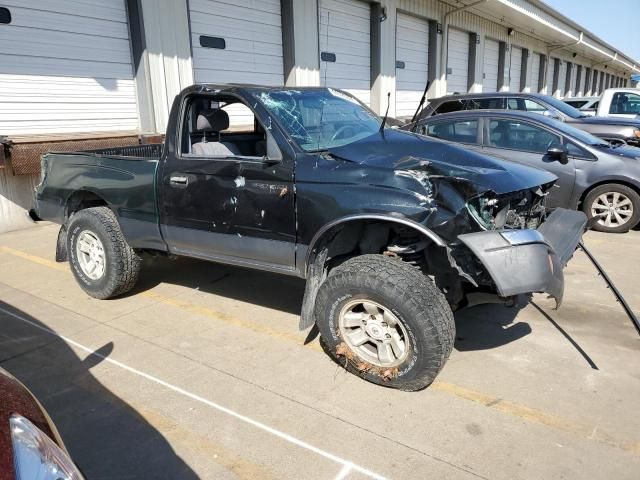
[314,254,455,391]
[583,183,640,234]
[67,207,141,299]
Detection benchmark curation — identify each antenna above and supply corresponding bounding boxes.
[410,80,431,132]
[379,92,391,136]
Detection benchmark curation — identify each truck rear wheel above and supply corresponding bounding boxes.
[67,207,141,299]
[314,254,455,391]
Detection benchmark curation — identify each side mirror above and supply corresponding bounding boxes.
[264,133,283,164]
[542,109,563,121]
[546,143,569,164]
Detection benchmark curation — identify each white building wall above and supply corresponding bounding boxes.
[0,0,138,135]
[0,169,38,233]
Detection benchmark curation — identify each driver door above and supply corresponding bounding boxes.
[482,117,576,209]
[159,94,297,272]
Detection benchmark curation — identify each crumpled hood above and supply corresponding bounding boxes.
[327,129,557,195]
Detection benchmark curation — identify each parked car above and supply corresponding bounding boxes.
[407,92,640,147]
[563,96,599,116]
[410,109,640,233]
[33,85,588,391]
[595,88,640,119]
[0,367,83,479]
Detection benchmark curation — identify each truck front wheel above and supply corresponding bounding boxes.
[314,254,455,391]
[67,207,141,299]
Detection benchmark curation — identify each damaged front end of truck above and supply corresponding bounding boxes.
[305,129,588,318]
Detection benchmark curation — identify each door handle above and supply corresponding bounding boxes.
[169,176,189,186]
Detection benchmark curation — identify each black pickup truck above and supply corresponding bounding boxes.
[33,85,588,390]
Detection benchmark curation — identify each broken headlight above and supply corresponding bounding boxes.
[466,195,509,230]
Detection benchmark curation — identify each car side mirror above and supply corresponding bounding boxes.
[547,143,569,164]
[542,109,563,121]
[264,133,283,165]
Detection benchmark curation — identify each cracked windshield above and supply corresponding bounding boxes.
[251,88,382,152]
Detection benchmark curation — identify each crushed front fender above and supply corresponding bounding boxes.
[457,208,587,307]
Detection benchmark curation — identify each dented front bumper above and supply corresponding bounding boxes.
[458,208,588,307]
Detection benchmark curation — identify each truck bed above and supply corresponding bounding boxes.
[34,144,166,251]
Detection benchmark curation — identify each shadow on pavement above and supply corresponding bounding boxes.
[129,256,306,316]
[454,302,530,351]
[0,301,199,479]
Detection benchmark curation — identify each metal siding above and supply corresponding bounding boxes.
[545,57,555,95]
[530,53,541,93]
[509,46,523,92]
[447,27,469,94]
[483,38,500,92]
[319,0,371,106]
[0,0,138,135]
[189,0,284,86]
[395,12,429,118]
[556,60,566,97]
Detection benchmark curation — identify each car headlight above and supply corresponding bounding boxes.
[10,415,84,480]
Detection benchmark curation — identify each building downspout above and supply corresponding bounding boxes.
[439,0,488,96]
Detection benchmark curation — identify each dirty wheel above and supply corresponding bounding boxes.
[583,184,640,233]
[67,206,141,299]
[314,254,455,391]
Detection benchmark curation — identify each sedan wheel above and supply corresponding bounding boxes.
[591,192,634,229]
[584,184,640,233]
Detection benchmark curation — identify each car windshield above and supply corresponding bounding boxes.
[249,88,381,152]
[539,95,586,118]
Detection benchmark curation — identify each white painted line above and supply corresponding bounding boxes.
[0,305,387,480]
[334,463,354,480]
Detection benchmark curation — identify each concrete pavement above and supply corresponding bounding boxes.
[0,223,638,479]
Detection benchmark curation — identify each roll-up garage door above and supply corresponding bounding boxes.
[482,38,499,92]
[395,13,429,119]
[509,46,523,92]
[189,0,284,86]
[447,28,469,94]
[0,0,138,135]
[556,61,567,97]
[546,58,556,95]
[530,53,541,93]
[319,0,371,106]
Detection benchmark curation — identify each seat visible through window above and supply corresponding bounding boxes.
[191,109,242,157]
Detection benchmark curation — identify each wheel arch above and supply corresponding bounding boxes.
[578,178,640,208]
[298,214,448,331]
[304,214,446,274]
[65,189,111,219]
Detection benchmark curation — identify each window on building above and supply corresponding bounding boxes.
[487,119,560,153]
[425,119,479,144]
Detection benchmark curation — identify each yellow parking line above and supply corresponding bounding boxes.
[1,244,638,456]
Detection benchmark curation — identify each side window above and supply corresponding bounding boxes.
[507,98,547,114]
[487,119,560,153]
[610,93,640,114]
[180,95,266,157]
[426,120,479,144]
[434,100,466,115]
[221,103,256,133]
[592,101,599,109]
[467,98,505,110]
[507,98,524,110]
